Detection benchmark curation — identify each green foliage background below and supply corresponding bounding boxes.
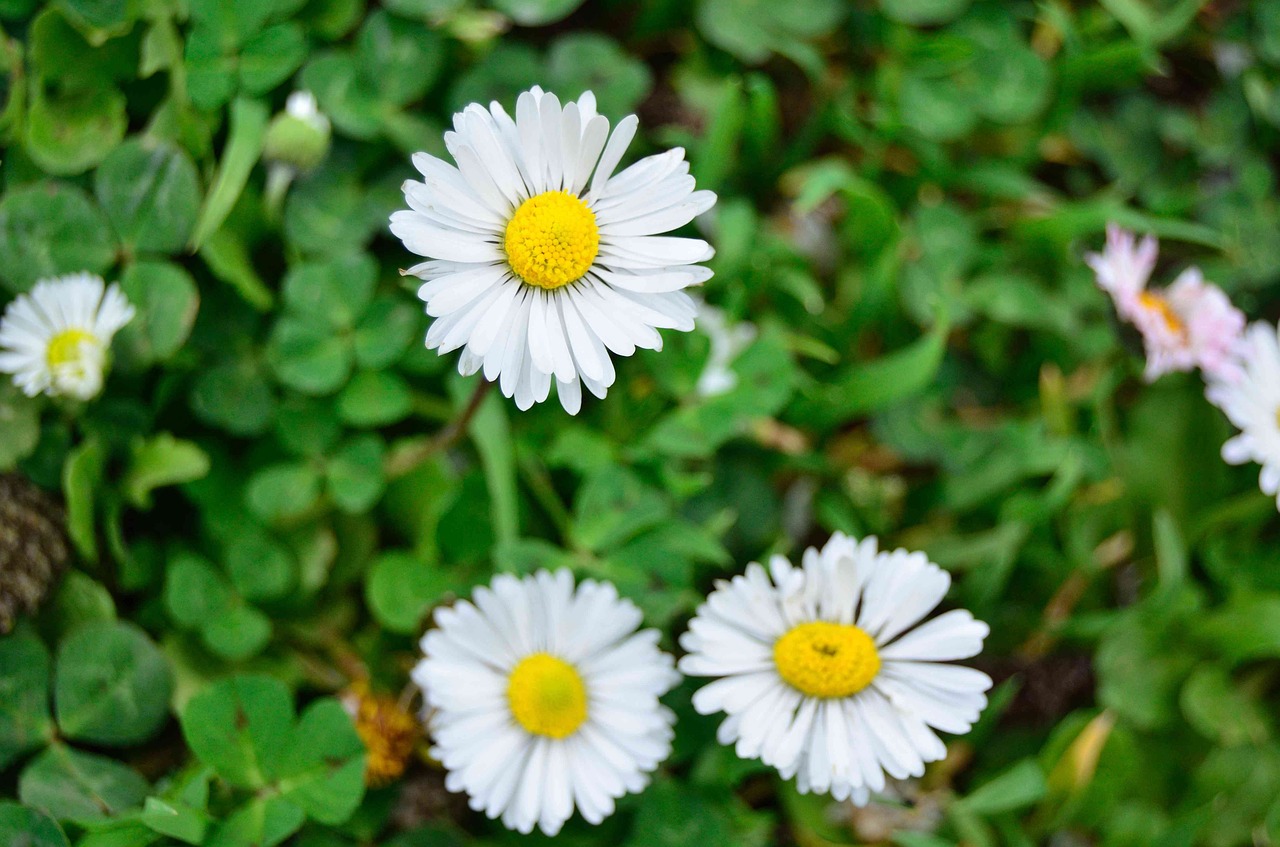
[2,0,1280,845]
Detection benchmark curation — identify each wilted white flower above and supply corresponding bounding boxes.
[0,273,134,401]
[392,86,717,413]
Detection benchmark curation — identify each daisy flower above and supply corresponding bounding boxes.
[391,86,717,414]
[679,533,991,804]
[1086,224,1244,382]
[411,569,680,836]
[0,273,135,401]
[1207,320,1280,509]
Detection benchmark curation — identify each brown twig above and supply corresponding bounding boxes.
[385,379,493,478]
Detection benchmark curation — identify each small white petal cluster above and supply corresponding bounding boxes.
[1207,320,1280,510]
[0,272,135,401]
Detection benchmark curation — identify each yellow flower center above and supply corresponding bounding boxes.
[1138,292,1184,335]
[507,653,588,739]
[503,191,599,290]
[46,329,96,369]
[773,621,881,699]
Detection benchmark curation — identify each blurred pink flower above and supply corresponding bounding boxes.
[1086,224,1244,382]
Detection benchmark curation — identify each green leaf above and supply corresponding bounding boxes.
[18,744,149,822]
[0,630,54,770]
[547,33,652,115]
[54,621,173,746]
[24,85,128,176]
[180,675,294,789]
[0,801,69,847]
[326,435,386,513]
[958,759,1047,815]
[62,437,105,561]
[468,390,518,546]
[45,571,117,641]
[164,553,234,629]
[204,796,304,847]
[1181,664,1271,747]
[141,795,208,845]
[695,0,843,67]
[267,317,354,395]
[353,298,417,370]
[115,262,200,366]
[282,254,377,329]
[0,382,41,471]
[190,356,277,436]
[191,97,269,250]
[1196,595,1280,664]
[490,0,584,25]
[365,551,449,633]
[198,228,275,311]
[0,182,117,293]
[277,699,365,824]
[123,434,211,510]
[338,370,413,428]
[879,0,971,26]
[246,463,324,522]
[201,604,272,661]
[224,531,294,601]
[93,138,201,254]
[353,11,443,106]
[795,318,949,428]
[239,23,306,94]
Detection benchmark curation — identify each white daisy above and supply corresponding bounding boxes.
[411,569,680,836]
[679,533,992,804]
[390,86,717,414]
[0,273,135,401]
[1207,320,1280,508]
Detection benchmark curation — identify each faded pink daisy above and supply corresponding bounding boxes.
[1086,224,1244,382]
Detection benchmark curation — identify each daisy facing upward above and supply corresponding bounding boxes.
[0,272,135,401]
[412,569,680,836]
[391,86,717,414]
[679,533,991,804]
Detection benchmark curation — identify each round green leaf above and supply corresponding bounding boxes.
[224,531,294,601]
[94,138,202,254]
[326,435,385,513]
[338,370,412,428]
[180,675,294,789]
[246,463,324,522]
[0,801,68,847]
[164,553,233,629]
[54,621,174,746]
[18,744,149,822]
[547,34,652,115]
[24,85,127,176]
[240,22,307,94]
[354,11,443,107]
[267,317,354,395]
[0,182,116,293]
[282,255,377,329]
[273,396,342,457]
[201,603,272,661]
[353,298,418,370]
[365,552,448,633]
[115,262,200,366]
[191,357,278,436]
[300,52,383,140]
[0,631,54,770]
[490,0,584,26]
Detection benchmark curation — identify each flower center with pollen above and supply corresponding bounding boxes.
[1138,292,1185,335]
[45,329,95,369]
[507,653,588,738]
[504,191,599,290]
[774,621,881,699]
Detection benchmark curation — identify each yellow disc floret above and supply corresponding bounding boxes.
[773,621,881,699]
[1138,292,1185,335]
[507,653,588,738]
[46,329,96,369]
[504,191,599,290]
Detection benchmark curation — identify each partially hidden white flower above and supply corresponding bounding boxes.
[412,569,680,836]
[1207,320,1280,510]
[694,297,756,398]
[391,86,717,414]
[0,273,135,401]
[1086,223,1245,382]
[679,533,991,804]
